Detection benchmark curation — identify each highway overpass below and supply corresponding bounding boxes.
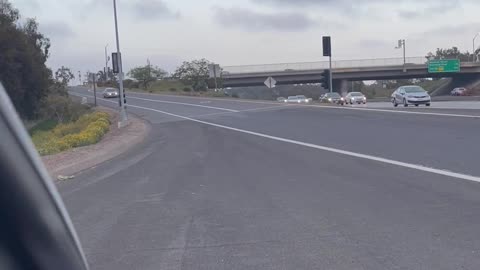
[221,57,480,91]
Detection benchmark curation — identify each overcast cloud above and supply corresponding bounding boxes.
[11,0,480,77]
[130,0,180,21]
[214,7,316,32]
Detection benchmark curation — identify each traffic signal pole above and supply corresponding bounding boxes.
[329,56,333,93]
[322,36,333,93]
[112,0,128,127]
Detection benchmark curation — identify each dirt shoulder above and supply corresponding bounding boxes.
[41,106,150,180]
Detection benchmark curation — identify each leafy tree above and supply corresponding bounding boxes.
[55,66,75,85]
[0,0,52,119]
[128,65,167,89]
[172,58,211,91]
[426,47,471,61]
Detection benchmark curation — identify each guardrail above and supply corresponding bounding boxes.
[222,57,430,74]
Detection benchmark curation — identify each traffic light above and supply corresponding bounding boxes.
[322,36,331,57]
[123,93,127,105]
[320,69,330,90]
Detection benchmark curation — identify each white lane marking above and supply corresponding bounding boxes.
[194,105,293,118]
[306,104,480,118]
[126,91,280,105]
[127,96,239,112]
[72,92,480,183]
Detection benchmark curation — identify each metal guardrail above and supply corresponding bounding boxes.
[222,57,430,74]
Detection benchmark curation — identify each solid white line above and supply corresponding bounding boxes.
[72,91,480,183]
[307,104,480,118]
[126,96,239,112]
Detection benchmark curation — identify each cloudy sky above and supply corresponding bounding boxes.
[13,0,480,77]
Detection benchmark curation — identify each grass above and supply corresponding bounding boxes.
[127,80,189,93]
[126,79,230,98]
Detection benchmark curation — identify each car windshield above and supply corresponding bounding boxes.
[404,87,425,93]
[4,0,479,269]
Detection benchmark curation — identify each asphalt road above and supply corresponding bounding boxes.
[62,87,480,270]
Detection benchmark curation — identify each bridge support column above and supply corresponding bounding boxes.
[333,79,349,95]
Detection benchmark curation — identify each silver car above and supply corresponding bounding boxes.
[345,92,367,104]
[392,86,431,107]
[103,88,119,98]
[285,95,312,103]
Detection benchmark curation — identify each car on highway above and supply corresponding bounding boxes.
[344,92,367,104]
[103,88,119,98]
[277,97,286,102]
[450,87,469,96]
[320,92,345,105]
[285,95,312,103]
[392,85,431,107]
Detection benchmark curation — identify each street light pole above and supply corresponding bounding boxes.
[112,0,128,127]
[473,33,479,62]
[395,39,406,72]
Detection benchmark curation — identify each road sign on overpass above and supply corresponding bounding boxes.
[264,77,277,88]
[428,59,460,73]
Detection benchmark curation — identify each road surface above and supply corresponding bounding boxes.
[61,87,480,270]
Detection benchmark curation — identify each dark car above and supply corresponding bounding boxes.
[320,92,345,105]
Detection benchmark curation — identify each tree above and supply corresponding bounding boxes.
[426,47,471,62]
[55,66,74,85]
[128,65,168,89]
[0,0,52,119]
[172,58,211,91]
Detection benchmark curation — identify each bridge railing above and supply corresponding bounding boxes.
[222,57,428,74]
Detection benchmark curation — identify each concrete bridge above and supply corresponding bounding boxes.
[221,57,480,92]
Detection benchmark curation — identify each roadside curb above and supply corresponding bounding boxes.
[41,106,151,181]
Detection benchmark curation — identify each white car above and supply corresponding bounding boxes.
[285,95,312,103]
[345,92,367,104]
[392,86,431,107]
[451,87,468,96]
[103,88,119,98]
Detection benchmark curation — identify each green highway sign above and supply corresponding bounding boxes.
[428,59,460,73]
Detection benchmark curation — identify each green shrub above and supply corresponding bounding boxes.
[29,119,58,135]
[33,111,111,155]
[169,87,177,92]
[183,87,192,92]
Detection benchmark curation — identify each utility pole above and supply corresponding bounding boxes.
[147,58,151,79]
[213,66,218,91]
[92,73,97,106]
[112,0,128,127]
[105,44,109,81]
[473,33,479,62]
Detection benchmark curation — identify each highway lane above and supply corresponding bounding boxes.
[367,100,480,110]
[70,87,480,176]
[63,87,480,269]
